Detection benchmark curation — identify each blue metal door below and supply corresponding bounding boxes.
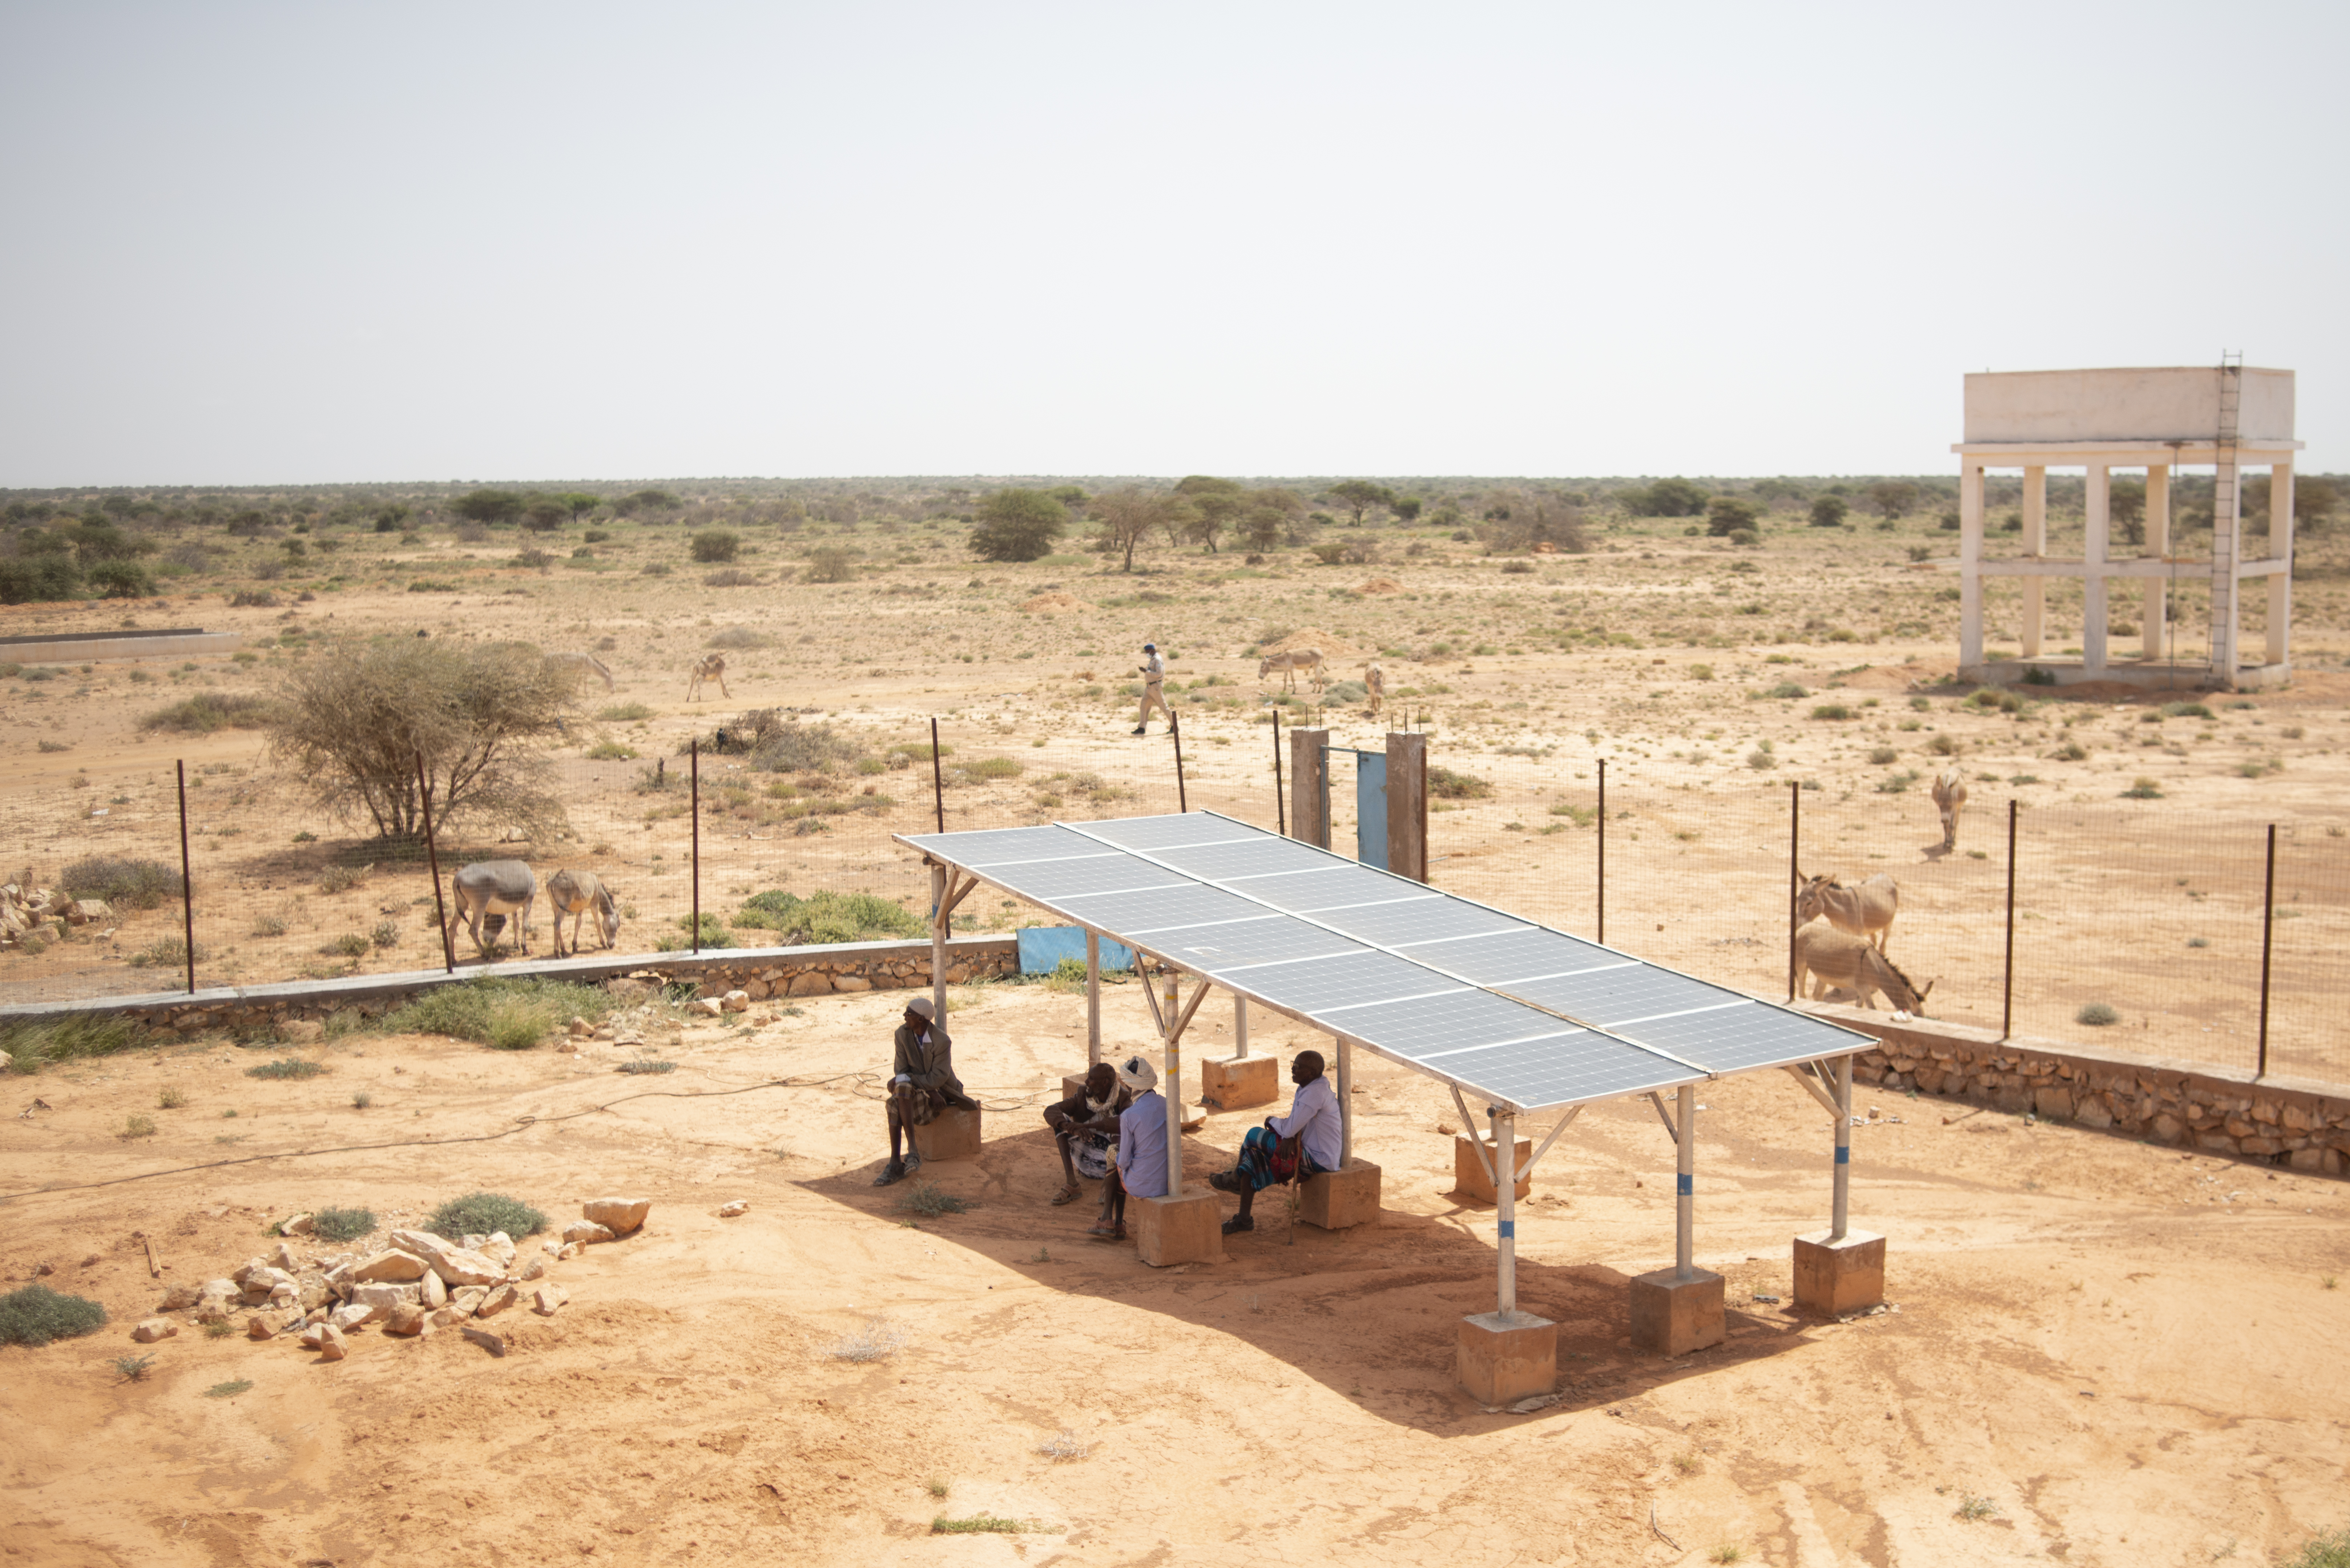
[1355,749,1388,870]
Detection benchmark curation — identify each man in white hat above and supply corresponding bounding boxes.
[1088,1052,1165,1240]
[874,995,972,1187]
[1131,641,1172,736]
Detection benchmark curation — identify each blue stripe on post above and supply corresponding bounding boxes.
[1676,1173,1692,1196]
[1835,1146,1850,1164]
[1498,1220,1515,1238]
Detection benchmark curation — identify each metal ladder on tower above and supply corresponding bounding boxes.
[2210,350,2244,680]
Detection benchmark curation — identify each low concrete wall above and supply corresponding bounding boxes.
[1808,1002,2350,1176]
[0,629,246,664]
[0,936,1020,1038]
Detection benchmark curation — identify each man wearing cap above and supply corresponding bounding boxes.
[874,996,973,1187]
[1131,641,1172,736]
[1208,1049,1341,1235]
[1089,1053,1165,1241]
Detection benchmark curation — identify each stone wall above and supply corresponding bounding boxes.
[1810,1003,2350,1176]
[0,935,1020,1039]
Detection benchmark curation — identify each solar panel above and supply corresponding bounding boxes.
[896,809,1871,1112]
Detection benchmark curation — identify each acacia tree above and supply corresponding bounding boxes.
[968,488,1068,561]
[522,497,568,532]
[1809,496,1850,528]
[1329,479,1395,525]
[558,492,602,524]
[1239,505,1285,553]
[454,488,527,526]
[1089,488,1173,572]
[1865,480,1920,522]
[267,638,578,841]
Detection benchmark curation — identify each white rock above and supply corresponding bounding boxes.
[389,1229,506,1287]
[247,1315,276,1341]
[473,1282,520,1319]
[693,997,725,1017]
[318,1324,347,1361]
[328,1303,375,1332]
[298,1324,326,1350]
[556,1242,582,1262]
[482,1231,517,1269]
[270,1241,298,1272]
[562,1221,616,1246]
[719,990,751,1013]
[419,1270,447,1309]
[383,1304,427,1336]
[450,1286,488,1316]
[532,1283,568,1317]
[581,1197,650,1235]
[278,1212,315,1236]
[348,1249,429,1283]
[568,1015,593,1038]
[519,1259,546,1282]
[430,1306,466,1327]
[717,1200,749,1218]
[131,1317,178,1344]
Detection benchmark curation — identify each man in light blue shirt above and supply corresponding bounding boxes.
[1209,1050,1340,1236]
[1090,1053,1165,1242]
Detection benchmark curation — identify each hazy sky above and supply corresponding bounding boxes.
[3,2,2343,487]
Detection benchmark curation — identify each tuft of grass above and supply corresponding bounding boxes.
[586,741,639,760]
[309,1206,376,1243]
[1710,1546,1745,1564]
[931,1516,1036,1536]
[2277,1528,2350,1568]
[381,977,610,1051]
[157,1086,188,1110]
[1428,765,1493,799]
[203,1318,237,1338]
[0,1284,110,1346]
[1672,1452,1702,1475]
[1866,745,1899,765]
[350,1090,372,1109]
[896,1183,970,1217]
[204,1379,254,1399]
[832,1315,910,1363]
[1810,703,1853,721]
[597,702,654,722]
[2076,1002,2120,1027]
[426,1190,547,1238]
[246,1058,325,1080]
[60,855,185,909]
[122,1114,157,1138]
[114,1353,158,1382]
[1036,1430,1089,1461]
[2121,777,2164,799]
[926,1478,950,1499]
[371,918,400,949]
[323,933,370,958]
[618,1059,676,1074]
[0,1020,143,1081]
[732,888,926,945]
[138,691,273,733]
[1953,1494,2001,1523]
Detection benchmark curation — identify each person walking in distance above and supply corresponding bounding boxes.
[1132,641,1173,736]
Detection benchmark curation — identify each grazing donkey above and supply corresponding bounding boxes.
[548,651,615,693]
[1930,768,1967,852]
[447,860,537,957]
[1362,660,1385,718]
[1794,923,1932,1013]
[1257,648,1325,694]
[687,653,730,702]
[544,869,620,958]
[1797,870,1900,954]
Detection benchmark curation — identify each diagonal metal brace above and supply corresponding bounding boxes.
[1515,1104,1583,1184]
[1646,1091,1680,1145]
[1783,1060,1844,1120]
[1449,1084,1498,1186]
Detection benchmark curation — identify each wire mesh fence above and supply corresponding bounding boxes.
[6,717,2346,1090]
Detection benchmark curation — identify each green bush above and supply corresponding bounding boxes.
[139,691,274,732]
[88,561,156,598]
[2075,1002,2120,1027]
[1428,765,1493,800]
[0,1284,108,1346]
[61,856,184,908]
[1810,704,1853,721]
[247,1058,325,1079]
[2278,1527,2350,1568]
[381,977,610,1051]
[690,529,742,563]
[309,1206,376,1243]
[661,913,735,950]
[966,756,1024,780]
[426,1190,547,1237]
[0,1013,141,1074]
[0,554,83,604]
[732,889,925,946]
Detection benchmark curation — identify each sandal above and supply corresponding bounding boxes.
[1051,1185,1081,1207]
[1085,1221,1125,1241]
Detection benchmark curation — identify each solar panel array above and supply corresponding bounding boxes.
[898,811,1872,1114]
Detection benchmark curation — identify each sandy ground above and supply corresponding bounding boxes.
[4,982,2348,1567]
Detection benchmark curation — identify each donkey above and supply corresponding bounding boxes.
[1362,660,1385,718]
[548,651,615,693]
[687,653,730,702]
[544,868,620,958]
[1930,768,1967,852]
[1797,870,1900,954]
[1257,648,1325,694]
[1794,923,1932,1013]
[447,860,537,957]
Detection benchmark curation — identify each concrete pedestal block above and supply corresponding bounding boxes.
[1202,1054,1278,1112]
[910,1103,981,1163]
[1456,1311,1557,1406]
[1132,1189,1223,1267]
[1298,1160,1381,1230]
[1629,1267,1725,1357]
[1793,1229,1885,1316]
[1061,1073,1090,1105]
[1453,1134,1531,1204]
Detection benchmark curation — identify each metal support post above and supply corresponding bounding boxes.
[1787,778,1800,1002]
[1336,1035,1353,1165]
[416,749,455,974]
[930,716,946,834]
[1596,757,1607,944]
[1085,928,1102,1068]
[1233,992,1249,1057]
[2002,797,2018,1040]
[2258,822,2276,1078]
[1273,710,1285,836]
[1491,1103,1517,1317]
[689,739,701,955]
[930,862,948,1026]
[174,759,196,995]
[1172,714,1188,813]
[1831,1055,1851,1242]
[1674,1083,1695,1280]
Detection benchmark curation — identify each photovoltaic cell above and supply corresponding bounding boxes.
[978,856,1196,902]
[1509,965,1736,1029]
[1242,950,1463,1015]
[1422,1031,1697,1106]
[1158,918,1369,971]
[1414,927,1620,985]
[1326,990,1565,1059]
[1232,865,1418,913]
[1153,837,1334,881]
[1316,897,1527,950]
[1610,999,1851,1074]
[903,824,1110,869]
[1071,815,1266,852]
[1064,885,1267,934]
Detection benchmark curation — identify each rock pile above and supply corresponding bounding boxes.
[0,884,111,952]
[145,1197,653,1358]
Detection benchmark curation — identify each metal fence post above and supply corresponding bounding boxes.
[2002,797,2018,1040]
[930,716,946,834]
[1787,778,1799,1003]
[416,749,455,974]
[2258,822,2276,1079]
[690,739,701,956]
[1273,710,1285,835]
[1596,757,1606,945]
[174,759,196,996]
[1172,713,1188,813]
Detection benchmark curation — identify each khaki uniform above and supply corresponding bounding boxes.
[1136,650,1172,728]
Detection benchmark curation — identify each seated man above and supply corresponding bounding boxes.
[873,996,975,1187]
[1209,1049,1341,1235]
[1089,1054,1164,1242]
[1043,1062,1131,1207]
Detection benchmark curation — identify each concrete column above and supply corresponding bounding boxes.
[1384,731,1428,882]
[1492,1104,1517,1316]
[1337,1036,1354,1165]
[1831,1055,1851,1241]
[2269,463,2295,667]
[2214,452,2243,682]
[2020,465,2047,657]
[1675,1083,1695,1279]
[1287,727,1330,848]
[1085,929,1101,1068]
[2145,465,2171,659]
[1959,462,1985,667]
[2084,464,2111,673]
[1233,993,1248,1057]
[930,863,948,1025]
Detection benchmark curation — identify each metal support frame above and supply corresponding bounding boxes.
[927,864,980,1025]
[1085,929,1102,1068]
[173,759,196,996]
[1336,1036,1354,1164]
[1233,993,1249,1058]
[416,749,455,974]
[1491,1103,1518,1316]
[1832,1055,1852,1241]
[1674,1083,1696,1280]
[2258,821,2276,1079]
[1645,1090,1680,1143]
[1144,963,1210,1197]
[689,739,701,955]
